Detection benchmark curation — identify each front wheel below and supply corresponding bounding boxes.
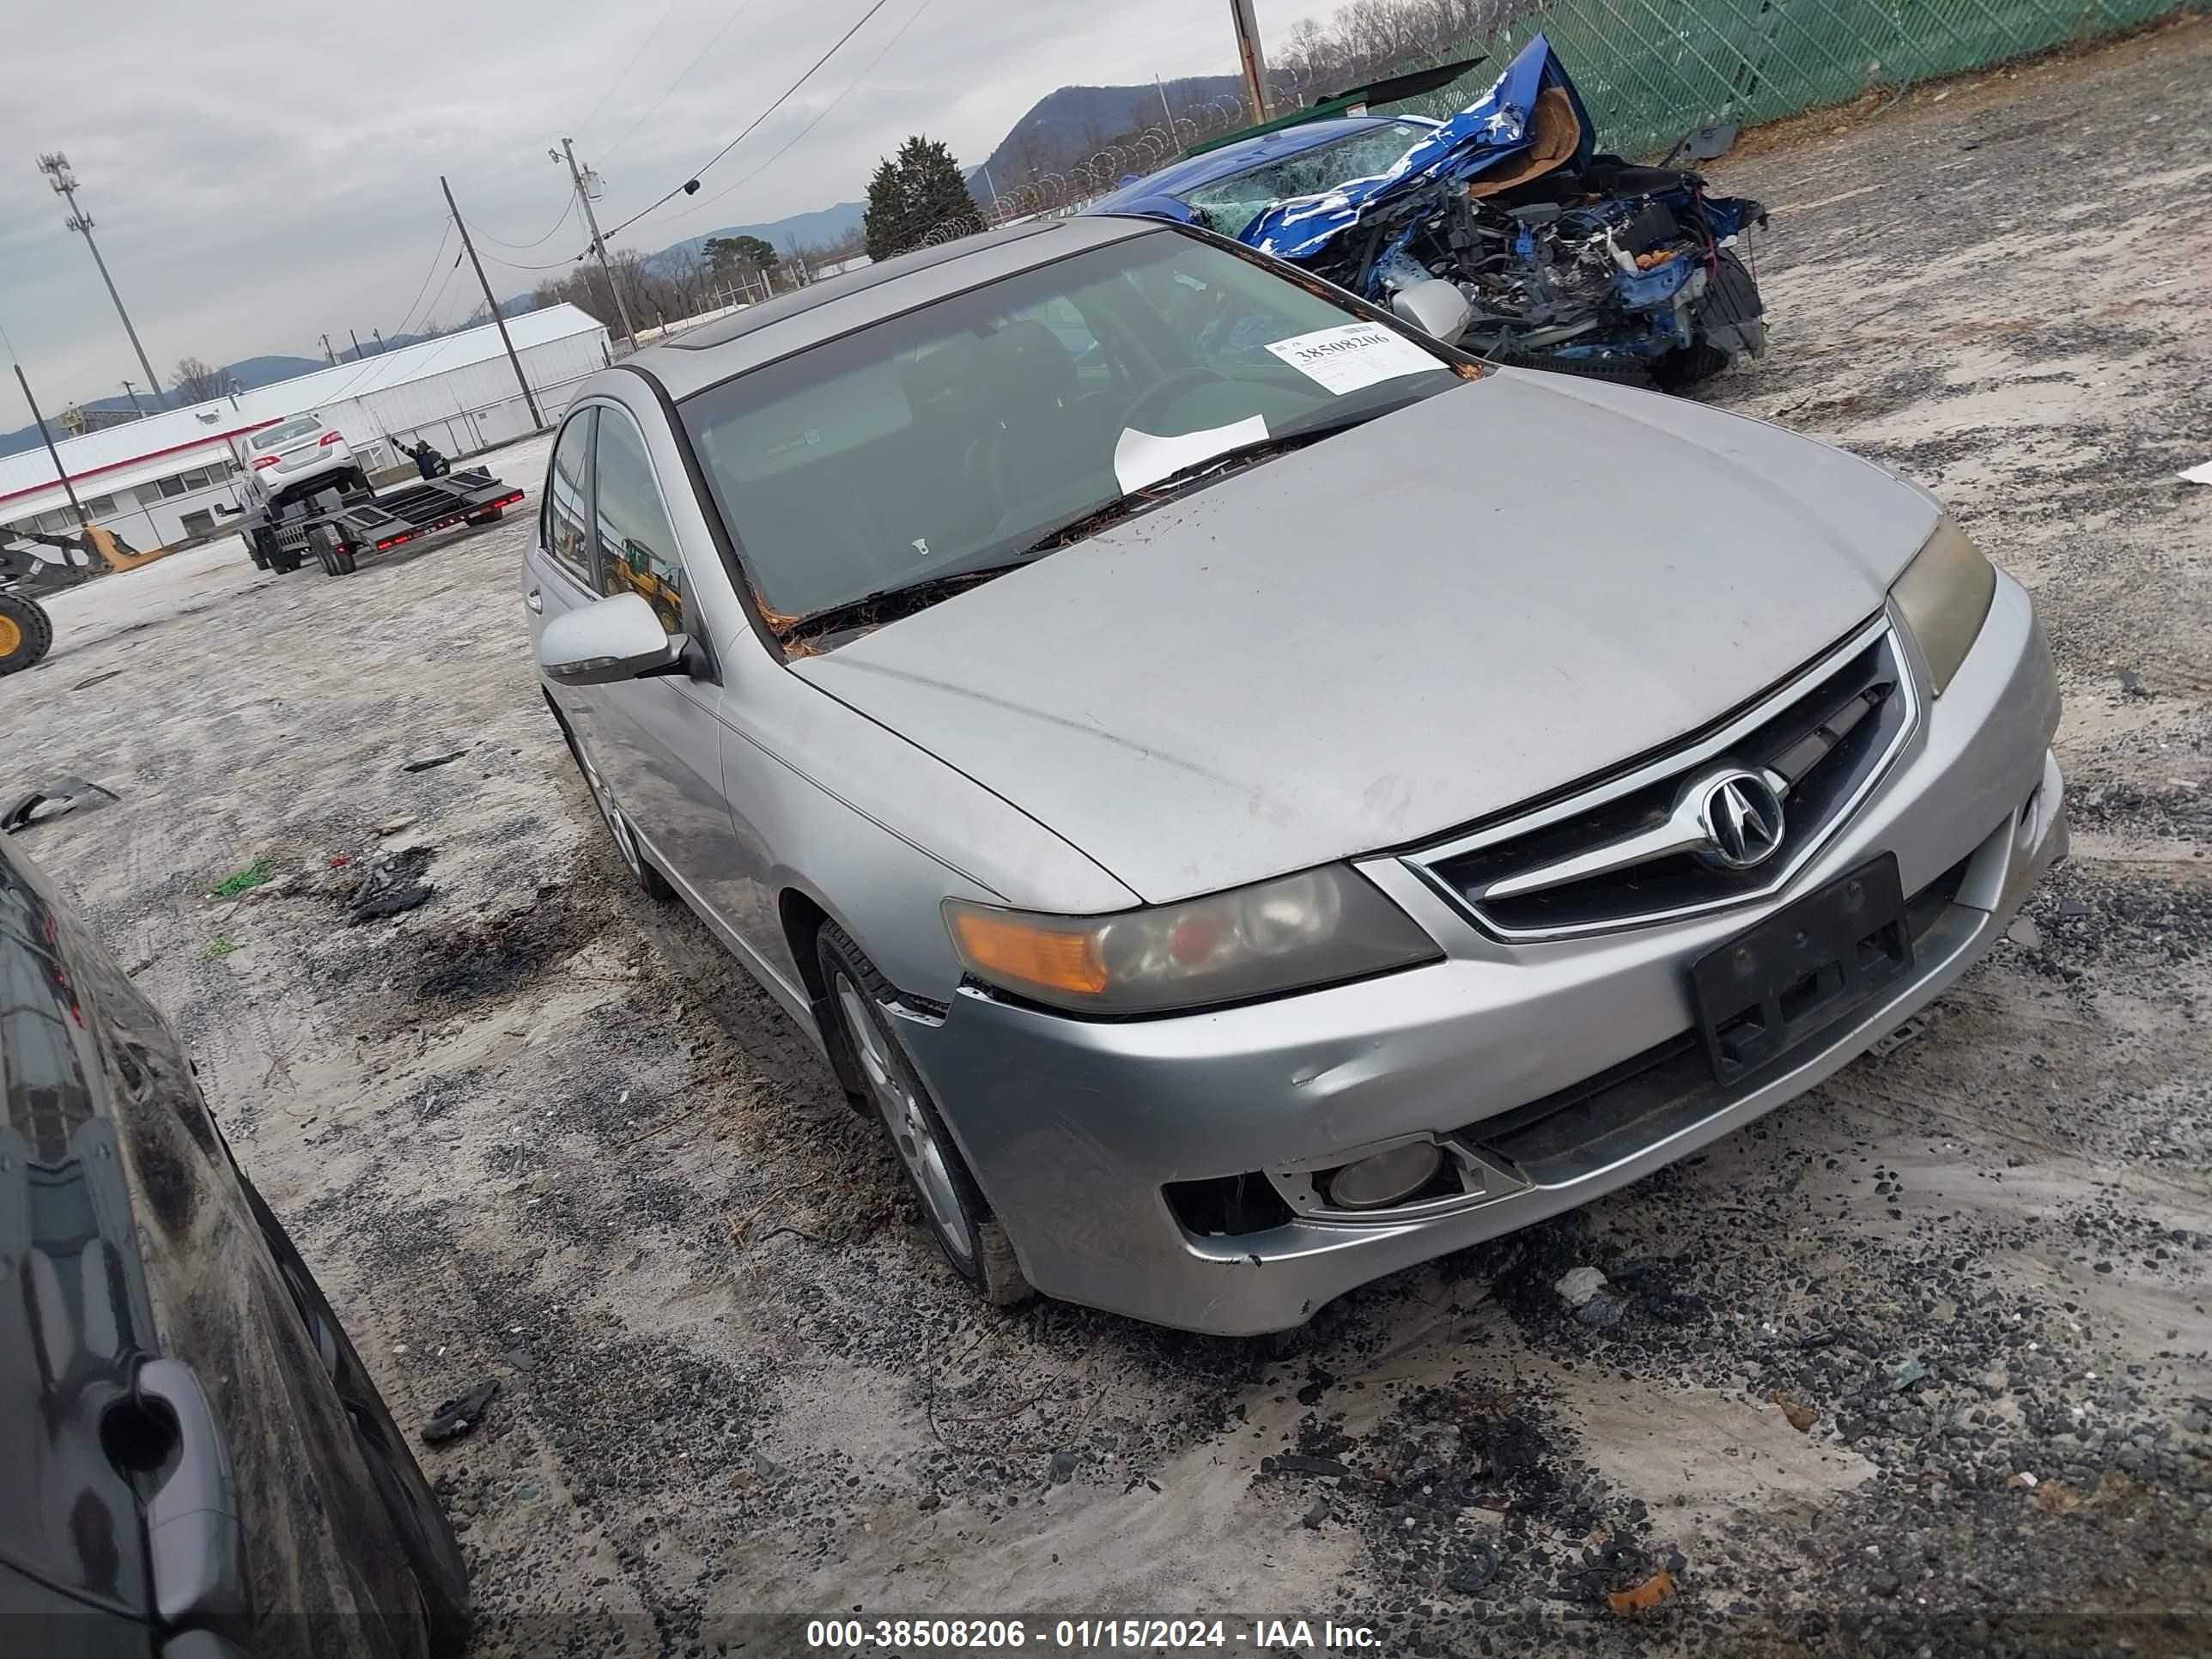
[0,592,55,677]
[552,706,674,902]
[815,923,1031,1308]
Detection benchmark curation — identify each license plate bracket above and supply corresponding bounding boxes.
[1690,853,1912,1086]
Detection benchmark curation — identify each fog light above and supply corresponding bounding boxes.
[1325,1141,1444,1211]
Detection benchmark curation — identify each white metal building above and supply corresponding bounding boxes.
[0,304,609,552]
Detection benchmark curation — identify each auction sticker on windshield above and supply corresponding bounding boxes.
[1265,322,1440,396]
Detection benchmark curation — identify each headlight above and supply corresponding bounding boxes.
[1891,514,1996,696]
[944,866,1439,1016]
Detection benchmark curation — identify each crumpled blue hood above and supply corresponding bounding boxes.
[1244,35,1597,263]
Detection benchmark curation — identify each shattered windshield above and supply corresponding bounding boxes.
[680,229,1460,628]
[1182,120,1437,239]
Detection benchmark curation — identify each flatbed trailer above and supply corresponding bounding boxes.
[238,466,525,578]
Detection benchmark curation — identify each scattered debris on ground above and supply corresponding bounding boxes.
[422,1378,501,1445]
[0,775,118,834]
[348,845,435,923]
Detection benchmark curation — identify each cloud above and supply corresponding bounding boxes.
[5,0,1341,404]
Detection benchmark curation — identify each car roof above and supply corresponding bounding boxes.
[1089,116,1425,213]
[632,215,1162,400]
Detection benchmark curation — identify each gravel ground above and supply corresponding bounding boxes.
[3,19,2209,1656]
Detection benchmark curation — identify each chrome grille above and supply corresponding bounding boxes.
[1407,616,1916,939]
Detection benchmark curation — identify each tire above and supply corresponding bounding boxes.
[270,545,303,574]
[552,709,675,902]
[233,1170,471,1657]
[1653,341,1732,392]
[250,548,270,571]
[333,543,358,575]
[814,922,1032,1308]
[317,545,338,576]
[0,592,55,677]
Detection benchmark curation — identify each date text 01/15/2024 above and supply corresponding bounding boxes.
[804,1618,1382,1650]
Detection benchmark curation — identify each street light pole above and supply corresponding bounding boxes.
[120,380,145,418]
[38,153,165,406]
[559,138,639,351]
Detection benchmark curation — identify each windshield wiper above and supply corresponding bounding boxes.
[1020,408,1409,555]
[775,560,1037,649]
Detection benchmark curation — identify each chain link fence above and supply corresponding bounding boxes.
[1355,0,2192,161]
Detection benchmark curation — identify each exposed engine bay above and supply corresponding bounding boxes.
[1100,33,1772,392]
[1357,157,1768,387]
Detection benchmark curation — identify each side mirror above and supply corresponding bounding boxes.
[537,592,687,686]
[1391,278,1472,344]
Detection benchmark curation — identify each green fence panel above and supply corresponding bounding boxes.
[1373,0,2195,158]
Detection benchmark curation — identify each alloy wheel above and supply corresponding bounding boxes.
[836,972,974,1265]
[574,738,642,876]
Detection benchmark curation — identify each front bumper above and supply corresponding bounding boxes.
[901,576,2065,1334]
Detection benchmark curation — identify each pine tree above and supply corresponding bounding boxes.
[862,136,985,262]
[898,136,984,244]
[863,157,913,264]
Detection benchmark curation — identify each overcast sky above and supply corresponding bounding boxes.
[3,0,1346,410]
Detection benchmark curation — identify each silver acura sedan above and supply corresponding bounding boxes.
[526,215,2064,1335]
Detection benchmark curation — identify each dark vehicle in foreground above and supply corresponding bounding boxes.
[0,835,467,1656]
[526,214,2062,1335]
[1091,35,1768,388]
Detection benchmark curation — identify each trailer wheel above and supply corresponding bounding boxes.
[333,543,358,575]
[0,592,56,677]
[269,545,304,574]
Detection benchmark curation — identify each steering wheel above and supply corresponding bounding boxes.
[1121,368,1229,433]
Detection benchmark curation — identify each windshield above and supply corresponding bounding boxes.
[680,229,1462,624]
[252,417,321,450]
[1181,120,1438,239]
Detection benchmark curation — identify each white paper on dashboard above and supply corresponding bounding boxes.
[1264,322,1440,396]
[1113,415,1272,493]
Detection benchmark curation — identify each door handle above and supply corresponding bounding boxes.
[526,588,543,613]
[134,1359,250,1633]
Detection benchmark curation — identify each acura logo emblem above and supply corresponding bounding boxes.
[1697,769,1787,870]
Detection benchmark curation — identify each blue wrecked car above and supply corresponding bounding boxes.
[1089,36,1769,390]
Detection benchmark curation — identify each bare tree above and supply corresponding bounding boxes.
[172,356,227,404]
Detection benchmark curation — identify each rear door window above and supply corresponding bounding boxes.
[542,410,597,588]
[591,409,689,636]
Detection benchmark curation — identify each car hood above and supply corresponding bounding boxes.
[1241,34,1597,264]
[793,368,1938,906]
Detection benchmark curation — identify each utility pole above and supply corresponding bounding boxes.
[348,328,364,361]
[14,362,88,526]
[373,328,386,354]
[320,333,337,366]
[441,175,545,430]
[1227,0,1272,126]
[557,138,638,351]
[120,380,145,418]
[1156,73,1176,131]
[39,153,164,406]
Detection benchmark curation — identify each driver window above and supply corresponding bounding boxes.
[592,409,689,637]
[543,410,596,588]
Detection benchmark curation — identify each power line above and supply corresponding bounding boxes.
[573,0,682,137]
[596,0,894,245]
[599,0,762,164]
[679,0,933,222]
[387,219,457,339]
[462,192,577,251]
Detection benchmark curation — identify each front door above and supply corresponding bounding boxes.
[575,403,737,901]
